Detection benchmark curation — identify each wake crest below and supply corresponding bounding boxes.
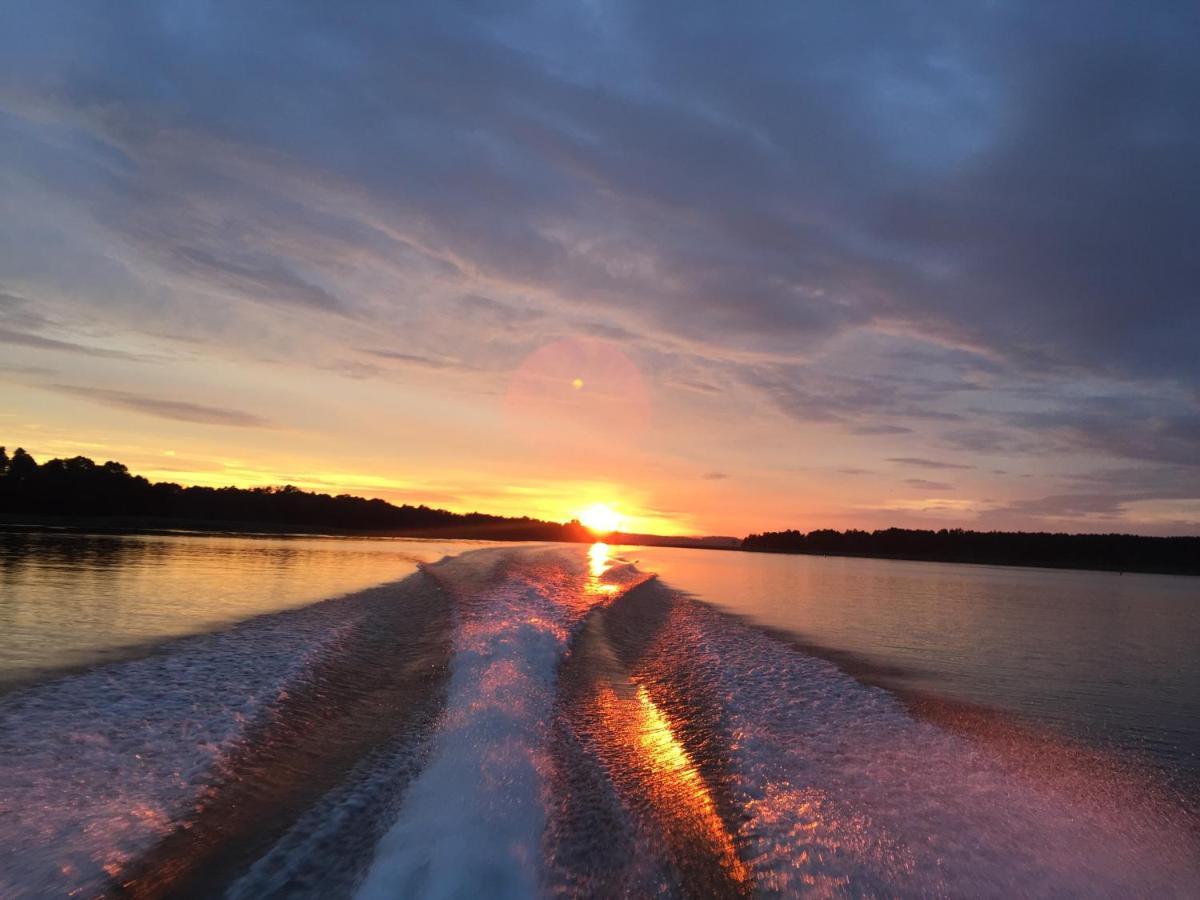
[357,545,1200,898]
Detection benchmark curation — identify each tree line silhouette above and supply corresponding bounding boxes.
[0,447,592,542]
[3,446,1197,572]
[743,527,1200,575]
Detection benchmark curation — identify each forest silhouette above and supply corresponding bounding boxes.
[0,447,592,542]
[744,527,1199,575]
[1,446,1197,573]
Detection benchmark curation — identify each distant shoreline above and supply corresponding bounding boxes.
[739,545,1200,578]
[0,514,576,543]
[5,448,1195,576]
[4,515,1198,577]
[0,514,735,553]
[743,527,1200,577]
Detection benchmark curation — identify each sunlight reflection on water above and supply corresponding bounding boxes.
[587,542,618,595]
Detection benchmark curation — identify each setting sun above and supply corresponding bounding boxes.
[578,502,623,535]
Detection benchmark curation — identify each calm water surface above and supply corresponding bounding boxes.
[0,530,481,687]
[628,545,1200,781]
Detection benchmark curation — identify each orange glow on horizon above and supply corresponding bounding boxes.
[5,432,696,536]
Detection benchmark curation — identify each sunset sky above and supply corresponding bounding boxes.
[2,2,1198,536]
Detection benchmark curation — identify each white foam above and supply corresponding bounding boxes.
[357,546,648,899]
[0,581,396,898]
[227,738,434,899]
[643,595,1200,896]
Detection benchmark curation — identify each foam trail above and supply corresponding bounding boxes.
[113,569,452,898]
[547,603,751,897]
[607,580,1200,897]
[0,571,445,900]
[225,738,433,899]
[357,545,648,899]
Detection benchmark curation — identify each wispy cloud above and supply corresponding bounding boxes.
[361,349,475,371]
[48,385,276,428]
[0,327,147,361]
[888,457,975,471]
[904,478,954,491]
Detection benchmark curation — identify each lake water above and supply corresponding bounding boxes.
[1,532,1197,897]
[626,545,1200,784]
[0,530,481,687]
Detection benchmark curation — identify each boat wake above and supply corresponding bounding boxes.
[1,543,1197,898]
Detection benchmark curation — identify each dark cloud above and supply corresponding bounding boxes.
[454,295,544,328]
[740,364,970,430]
[1069,465,1200,499]
[361,349,475,371]
[0,292,48,331]
[888,457,975,470]
[0,363,55,376]
[48,385,275,428]
[939,427,1045,457]
[701,471,729,481]
[983,493,1127,521]
[0,327,146,361]
[979,461,1200,531]
[8,0,1194,375]
[850,424,913,436]
[160,244,349,316]
[905,478,954,492]
[1007,402,1200,469]
[671,378,723,395]
[0,292,149,360]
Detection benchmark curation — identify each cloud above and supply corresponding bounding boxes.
[361,349,474,371]
[850,424,913,436]
[47,385,275,428]
[701,471,729,480]
[982,493,1128,521]
[0,327,148,361]
[1007,404,1200,469]
[158,243,349,316]
[8,0,1193,381]
[0,2,1197,532]
[887,457,975,470]
[904,478,954,491]
[0,291,155,361]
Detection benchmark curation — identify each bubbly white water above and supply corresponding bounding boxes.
[629,590,1200,896]
[357,546,651,899]
[0,578,412,898]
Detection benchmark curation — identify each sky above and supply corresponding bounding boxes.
[1,1,1198,537]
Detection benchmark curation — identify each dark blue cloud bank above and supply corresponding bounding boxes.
[1,1,1197,529]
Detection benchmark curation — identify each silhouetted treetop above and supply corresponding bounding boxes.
[5,446,1197,572]
[0,448,591,542]
[743,527,1199,575]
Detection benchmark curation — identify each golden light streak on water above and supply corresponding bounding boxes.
[587,542,618,596]
[593,676,750,888]
[588,542,610,578]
